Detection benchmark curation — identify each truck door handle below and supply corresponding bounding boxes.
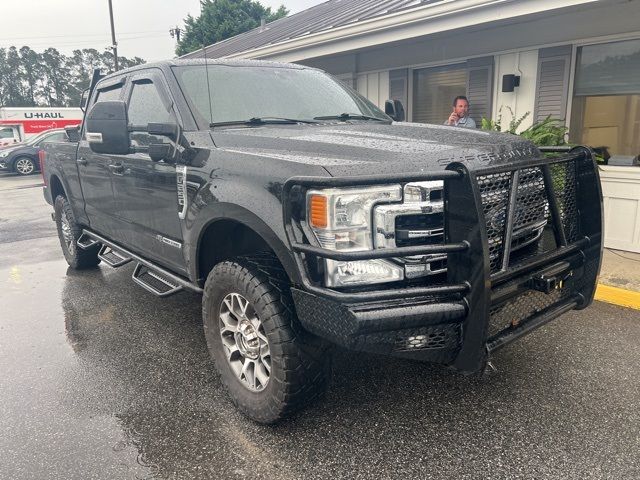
[77,157,87,166]
[109,163,125,175]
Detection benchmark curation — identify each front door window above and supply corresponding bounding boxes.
[128,80,173,148]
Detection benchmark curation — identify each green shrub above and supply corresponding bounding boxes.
[520,116,569,146]
[481,107,568,147]
[480,106,530,135]
[481,117,500,131]
[480,108,606,162]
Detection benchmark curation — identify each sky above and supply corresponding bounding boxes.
[0,0,326,62]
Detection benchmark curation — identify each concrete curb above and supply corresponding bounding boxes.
[594,284,640,310]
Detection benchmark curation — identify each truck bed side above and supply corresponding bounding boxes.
[42,141,90,226]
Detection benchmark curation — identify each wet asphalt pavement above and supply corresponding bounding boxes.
[1,172,639,480]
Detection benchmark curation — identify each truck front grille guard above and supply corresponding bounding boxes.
[282,147,602,371]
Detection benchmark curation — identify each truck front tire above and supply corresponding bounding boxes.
[202,254,331,423]
[54,195,100,269]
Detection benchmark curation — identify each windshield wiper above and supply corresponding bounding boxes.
[209,117,318,128]
[313,113,387,122]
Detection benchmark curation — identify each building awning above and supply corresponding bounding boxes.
[182,0,601,62]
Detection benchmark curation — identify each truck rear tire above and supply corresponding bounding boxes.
[54,195,100,269]
[202,253,331,424]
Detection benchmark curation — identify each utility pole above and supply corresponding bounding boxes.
[169,26,182,43]
[108,0,118,71]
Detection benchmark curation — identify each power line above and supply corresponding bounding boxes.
[0,30,168,42]
[0,34,169,49]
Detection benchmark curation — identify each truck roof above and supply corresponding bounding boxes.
[99,58,314,82]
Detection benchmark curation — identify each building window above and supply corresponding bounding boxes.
[412,64,467,125]
[570,38,640,159]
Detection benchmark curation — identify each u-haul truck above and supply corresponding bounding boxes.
[0,107,82,147]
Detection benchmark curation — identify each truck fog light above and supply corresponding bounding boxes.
[325,259,403,287]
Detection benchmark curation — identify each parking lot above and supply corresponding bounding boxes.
[1,171,639,480]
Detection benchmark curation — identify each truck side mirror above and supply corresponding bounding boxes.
[385,99,406,122]
[146,123,180,162]
[85,100,130,155]
[127,121,182,162]
[148,143,176,162]
[65,125,81,143]
[147,122,180,141]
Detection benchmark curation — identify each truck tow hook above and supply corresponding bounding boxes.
[528,261,573,294]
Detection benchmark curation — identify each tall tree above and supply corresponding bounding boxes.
[40,48,72,106]
[67,49,92,107]
[0,49,9,106]
[176,0,288,57]
[0,46,145,108]
[2,47,29,106]
[19,47,40,106]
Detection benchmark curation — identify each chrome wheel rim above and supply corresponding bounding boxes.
[60,212,75,254]
[16,158,34,175]
[219,293,271,392]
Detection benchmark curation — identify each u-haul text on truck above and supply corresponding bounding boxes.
[0,107,82,146]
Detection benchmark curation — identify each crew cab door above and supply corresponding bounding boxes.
[76,79,125,237]
[109,71,185,273]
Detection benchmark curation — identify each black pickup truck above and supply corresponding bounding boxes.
[42,59,602,423]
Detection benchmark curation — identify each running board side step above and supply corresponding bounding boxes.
[80,229,203,297]
[98,245,131,267]
[77,233,99,250]
[132,263,183,297]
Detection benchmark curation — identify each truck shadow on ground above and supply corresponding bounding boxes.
[59,263,628,479]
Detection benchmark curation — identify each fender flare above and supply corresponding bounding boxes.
[188,203,301,286]
[47,166,91,225]
[48,167,71,199]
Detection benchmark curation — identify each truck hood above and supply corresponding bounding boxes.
[211,122,539,176]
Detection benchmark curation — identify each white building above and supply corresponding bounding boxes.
[184,0,640,251]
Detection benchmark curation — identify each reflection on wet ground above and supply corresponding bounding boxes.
[2,257,640,479]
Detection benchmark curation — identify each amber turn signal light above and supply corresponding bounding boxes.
[309,195,328,228]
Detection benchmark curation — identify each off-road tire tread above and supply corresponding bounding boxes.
[54,195,100,269]
[202,252,330,423]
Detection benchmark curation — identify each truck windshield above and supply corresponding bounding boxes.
[172,65,390,126]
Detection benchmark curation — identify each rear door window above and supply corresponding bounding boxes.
[95,84,123,103]
[82,82,124,139]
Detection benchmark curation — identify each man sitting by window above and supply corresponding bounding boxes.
[444,96,476,128]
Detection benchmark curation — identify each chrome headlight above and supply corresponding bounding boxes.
[307,185,404,287]
[0,151,10,158]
